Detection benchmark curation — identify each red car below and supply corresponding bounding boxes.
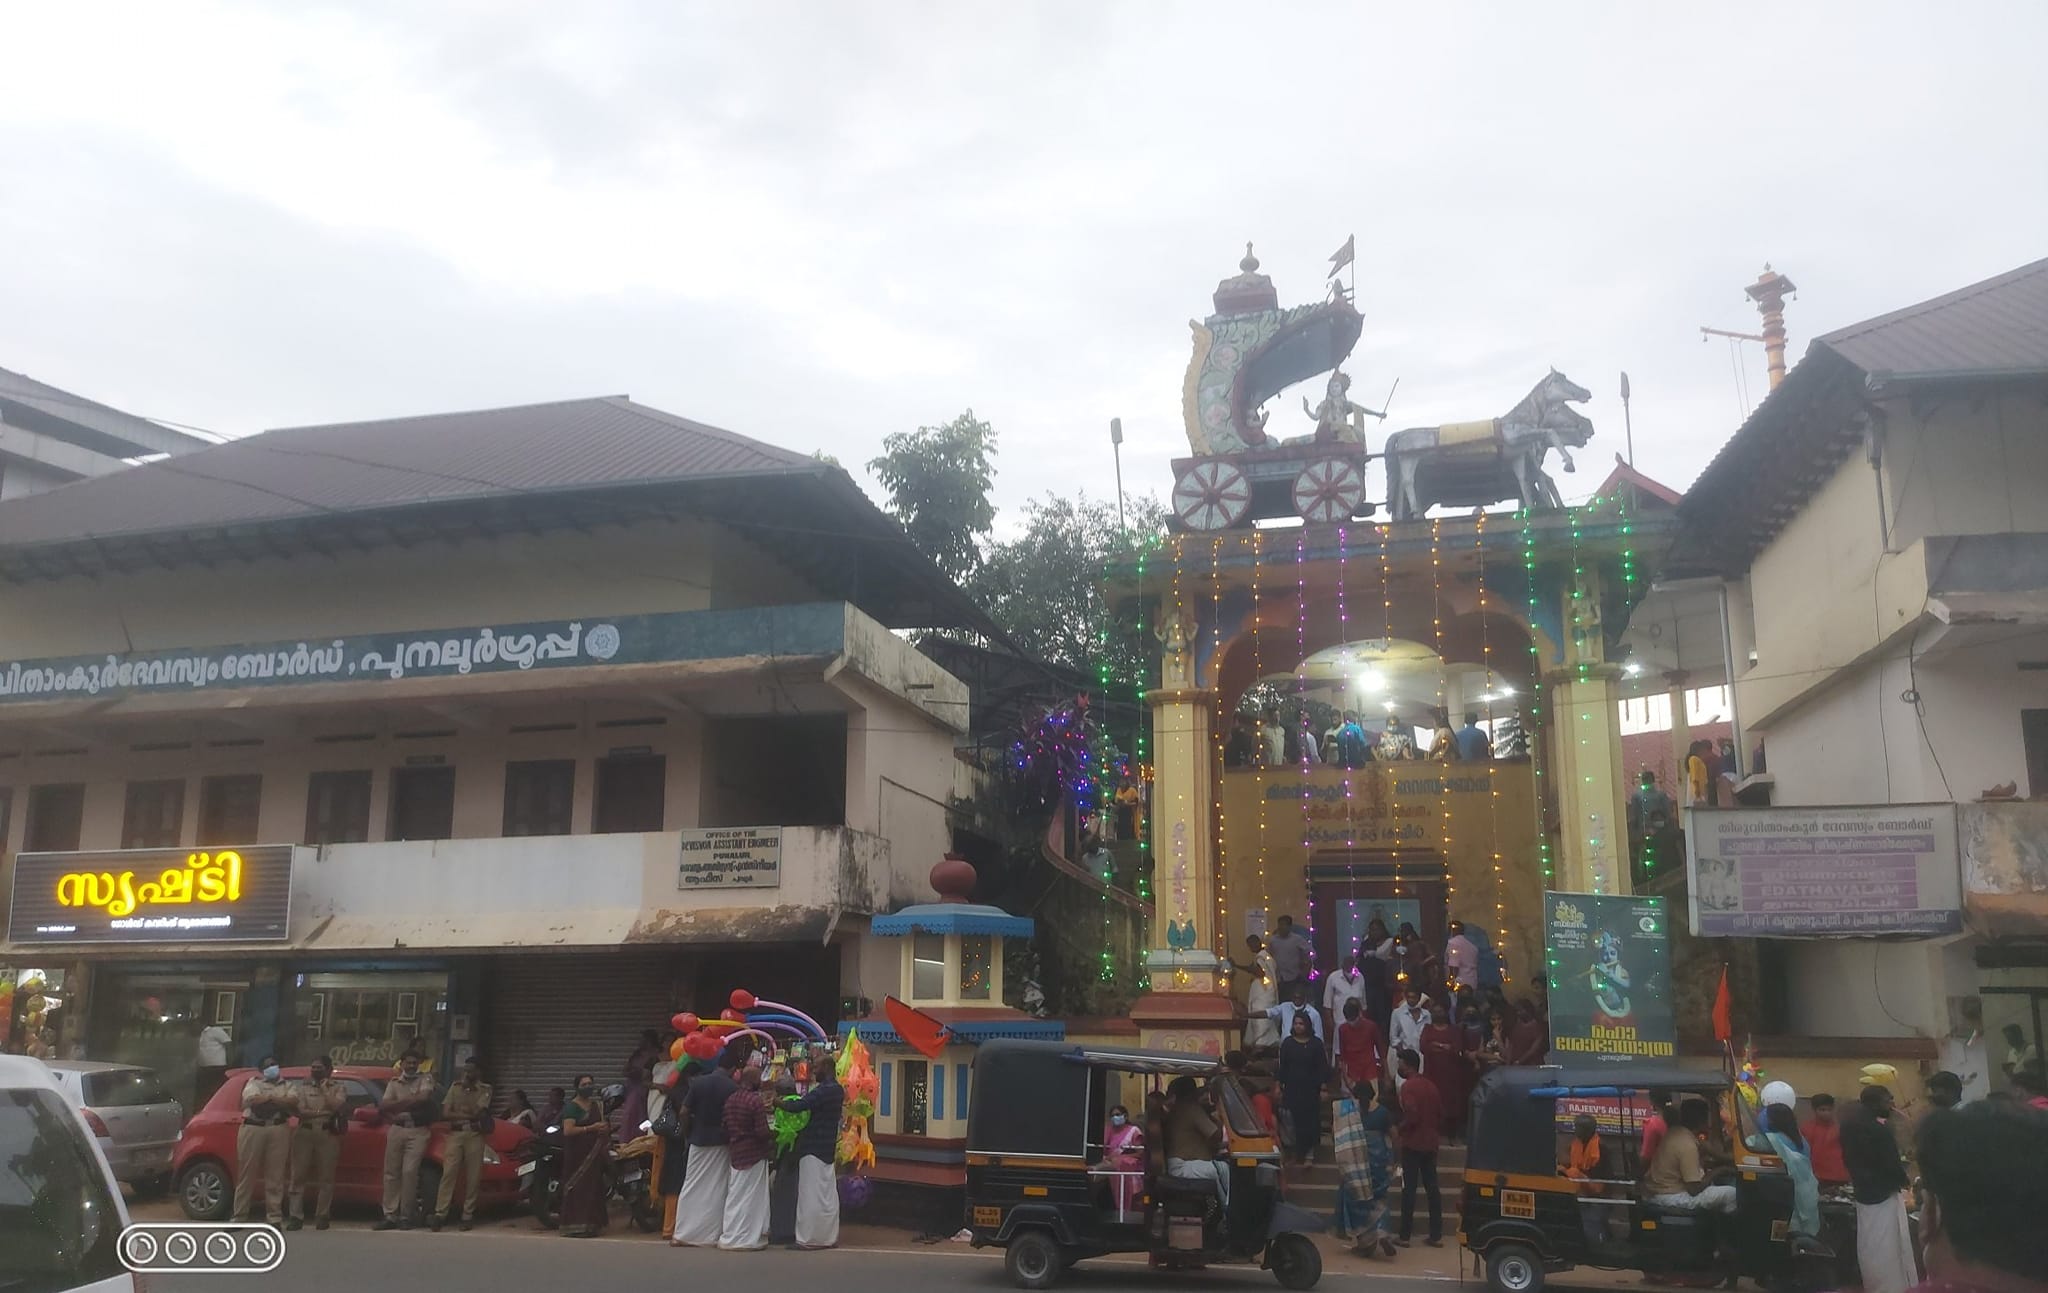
[174,1065,533,1221]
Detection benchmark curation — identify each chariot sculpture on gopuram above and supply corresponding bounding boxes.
[1170,243,1596,530]
[1173,245,1380,531]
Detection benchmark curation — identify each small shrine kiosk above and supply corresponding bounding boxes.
[840,854,1064,1187]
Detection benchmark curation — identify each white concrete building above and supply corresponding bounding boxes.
[1675,258,2048,1092]
[0,396,988,1107]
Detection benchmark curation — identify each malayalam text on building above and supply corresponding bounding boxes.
[1687,805,1962,937]
[677,827,782,889]
[7,846,294,945]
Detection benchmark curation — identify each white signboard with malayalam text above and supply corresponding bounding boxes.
[1686,805,1962,937]
[677,826,782,889]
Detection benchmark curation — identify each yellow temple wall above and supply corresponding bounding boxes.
[1217,760,1548,991]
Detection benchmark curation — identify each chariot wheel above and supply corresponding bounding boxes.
[1293,455,1366,525]
[1173,459,1252,531]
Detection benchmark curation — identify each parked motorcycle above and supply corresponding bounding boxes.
[518,1084,661,1233]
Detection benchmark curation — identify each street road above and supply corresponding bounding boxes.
[137,1226,1456,1292]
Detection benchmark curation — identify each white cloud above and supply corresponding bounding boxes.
[2,0,2044,523]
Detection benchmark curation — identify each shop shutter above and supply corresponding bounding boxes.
[484,951,679,1111]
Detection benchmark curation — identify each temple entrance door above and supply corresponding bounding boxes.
[1309,852,1449,978]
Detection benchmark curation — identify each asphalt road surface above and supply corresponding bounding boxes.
[138,1227,1456,1292]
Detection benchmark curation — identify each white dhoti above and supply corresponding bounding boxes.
[671,1144,730,1245]
[795,1155,840,1249]
[719,1160,771,1250]
[1166,1156,1231,1210]
[1855,1194,1916,1293]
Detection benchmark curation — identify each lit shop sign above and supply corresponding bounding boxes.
[7,846,293,945]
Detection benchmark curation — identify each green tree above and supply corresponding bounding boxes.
[868,410,998,584]
[970,491,1167,678]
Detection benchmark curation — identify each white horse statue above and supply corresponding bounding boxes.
[1382,369,1594,521]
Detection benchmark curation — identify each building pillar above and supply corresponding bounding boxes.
[1665,670,1692,795]
[1548,566,1631,895]
[1128,605,1235,1055]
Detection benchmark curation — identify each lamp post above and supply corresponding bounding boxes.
[1110,417,1127,534]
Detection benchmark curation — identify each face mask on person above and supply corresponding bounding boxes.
[577,1083,596,1098]
[262,1064,280,1081]
[1111,1114,1127,1127]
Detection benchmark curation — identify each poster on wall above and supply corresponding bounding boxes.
[1686,805,1962,937]
[1544,891,1675,1064]
[7,847,293,945]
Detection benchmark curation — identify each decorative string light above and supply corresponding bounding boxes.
[1616,490,1642,889]
[1474,509,1510,971]
[1521,506,1553,891]
[1322,522,1355,979]
[1430,515,1453,911]
[1376,519,1399,899]
[1296,528,1315,930]
[1210,536,1228,965]
[1249,530,1272,949]
[1565,501,1609,895]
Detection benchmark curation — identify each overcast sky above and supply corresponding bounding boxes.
[3,1,2043,529]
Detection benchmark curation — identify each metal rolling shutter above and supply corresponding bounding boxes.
[484,952,678,1109]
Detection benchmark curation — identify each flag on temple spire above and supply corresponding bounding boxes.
[1327,234,1355,277]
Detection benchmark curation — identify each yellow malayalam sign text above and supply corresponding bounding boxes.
[55,850,245,918]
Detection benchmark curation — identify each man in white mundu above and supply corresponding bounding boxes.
[669,1049,741,1246]
[779,1054,844,1249]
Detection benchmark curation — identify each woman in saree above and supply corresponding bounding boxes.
[1333,1076,1398,1257]
[1100,1104,1145,1220]
[1394,922,1440,995]
[558,1073,612,1238]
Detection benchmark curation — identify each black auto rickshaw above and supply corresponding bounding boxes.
[1458,1065,1837,1293]
[965,1039,1324,1289]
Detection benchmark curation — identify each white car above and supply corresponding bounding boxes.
[43,1060,185,1196]
[0,1052,138,1292]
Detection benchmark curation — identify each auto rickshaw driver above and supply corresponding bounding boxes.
[1645,1099,1740,1263]
[1164,1075,1231,1209]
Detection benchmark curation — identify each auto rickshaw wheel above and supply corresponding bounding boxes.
[1486,1242,1546,1293]
[1006,1230,1063,1289]
[1268,1232,1322,1290]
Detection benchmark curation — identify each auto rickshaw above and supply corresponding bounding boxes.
[1458,1065,1837,1293]
[965,1039,1325,1289]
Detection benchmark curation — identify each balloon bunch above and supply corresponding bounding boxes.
[836,1028,878,1173]
[1735,1039,1766,1108]
[660,988,834,1086]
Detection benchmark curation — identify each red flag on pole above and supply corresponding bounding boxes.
[1712,965,1733,1043]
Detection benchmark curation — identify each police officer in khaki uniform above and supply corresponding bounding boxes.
[286,1056,348,1231]
[234,1055,294,1224]
[433,1056,493,1231]
[375,1051,438,1230]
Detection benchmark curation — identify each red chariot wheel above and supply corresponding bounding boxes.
[1293,456,1366,525]
[1173,460,1252,532]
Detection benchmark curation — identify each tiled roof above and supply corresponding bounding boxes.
[1816,256,2048,380]
[0,396,818,546]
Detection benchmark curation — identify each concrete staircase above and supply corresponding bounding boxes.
[1283,1134,1469,1236]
